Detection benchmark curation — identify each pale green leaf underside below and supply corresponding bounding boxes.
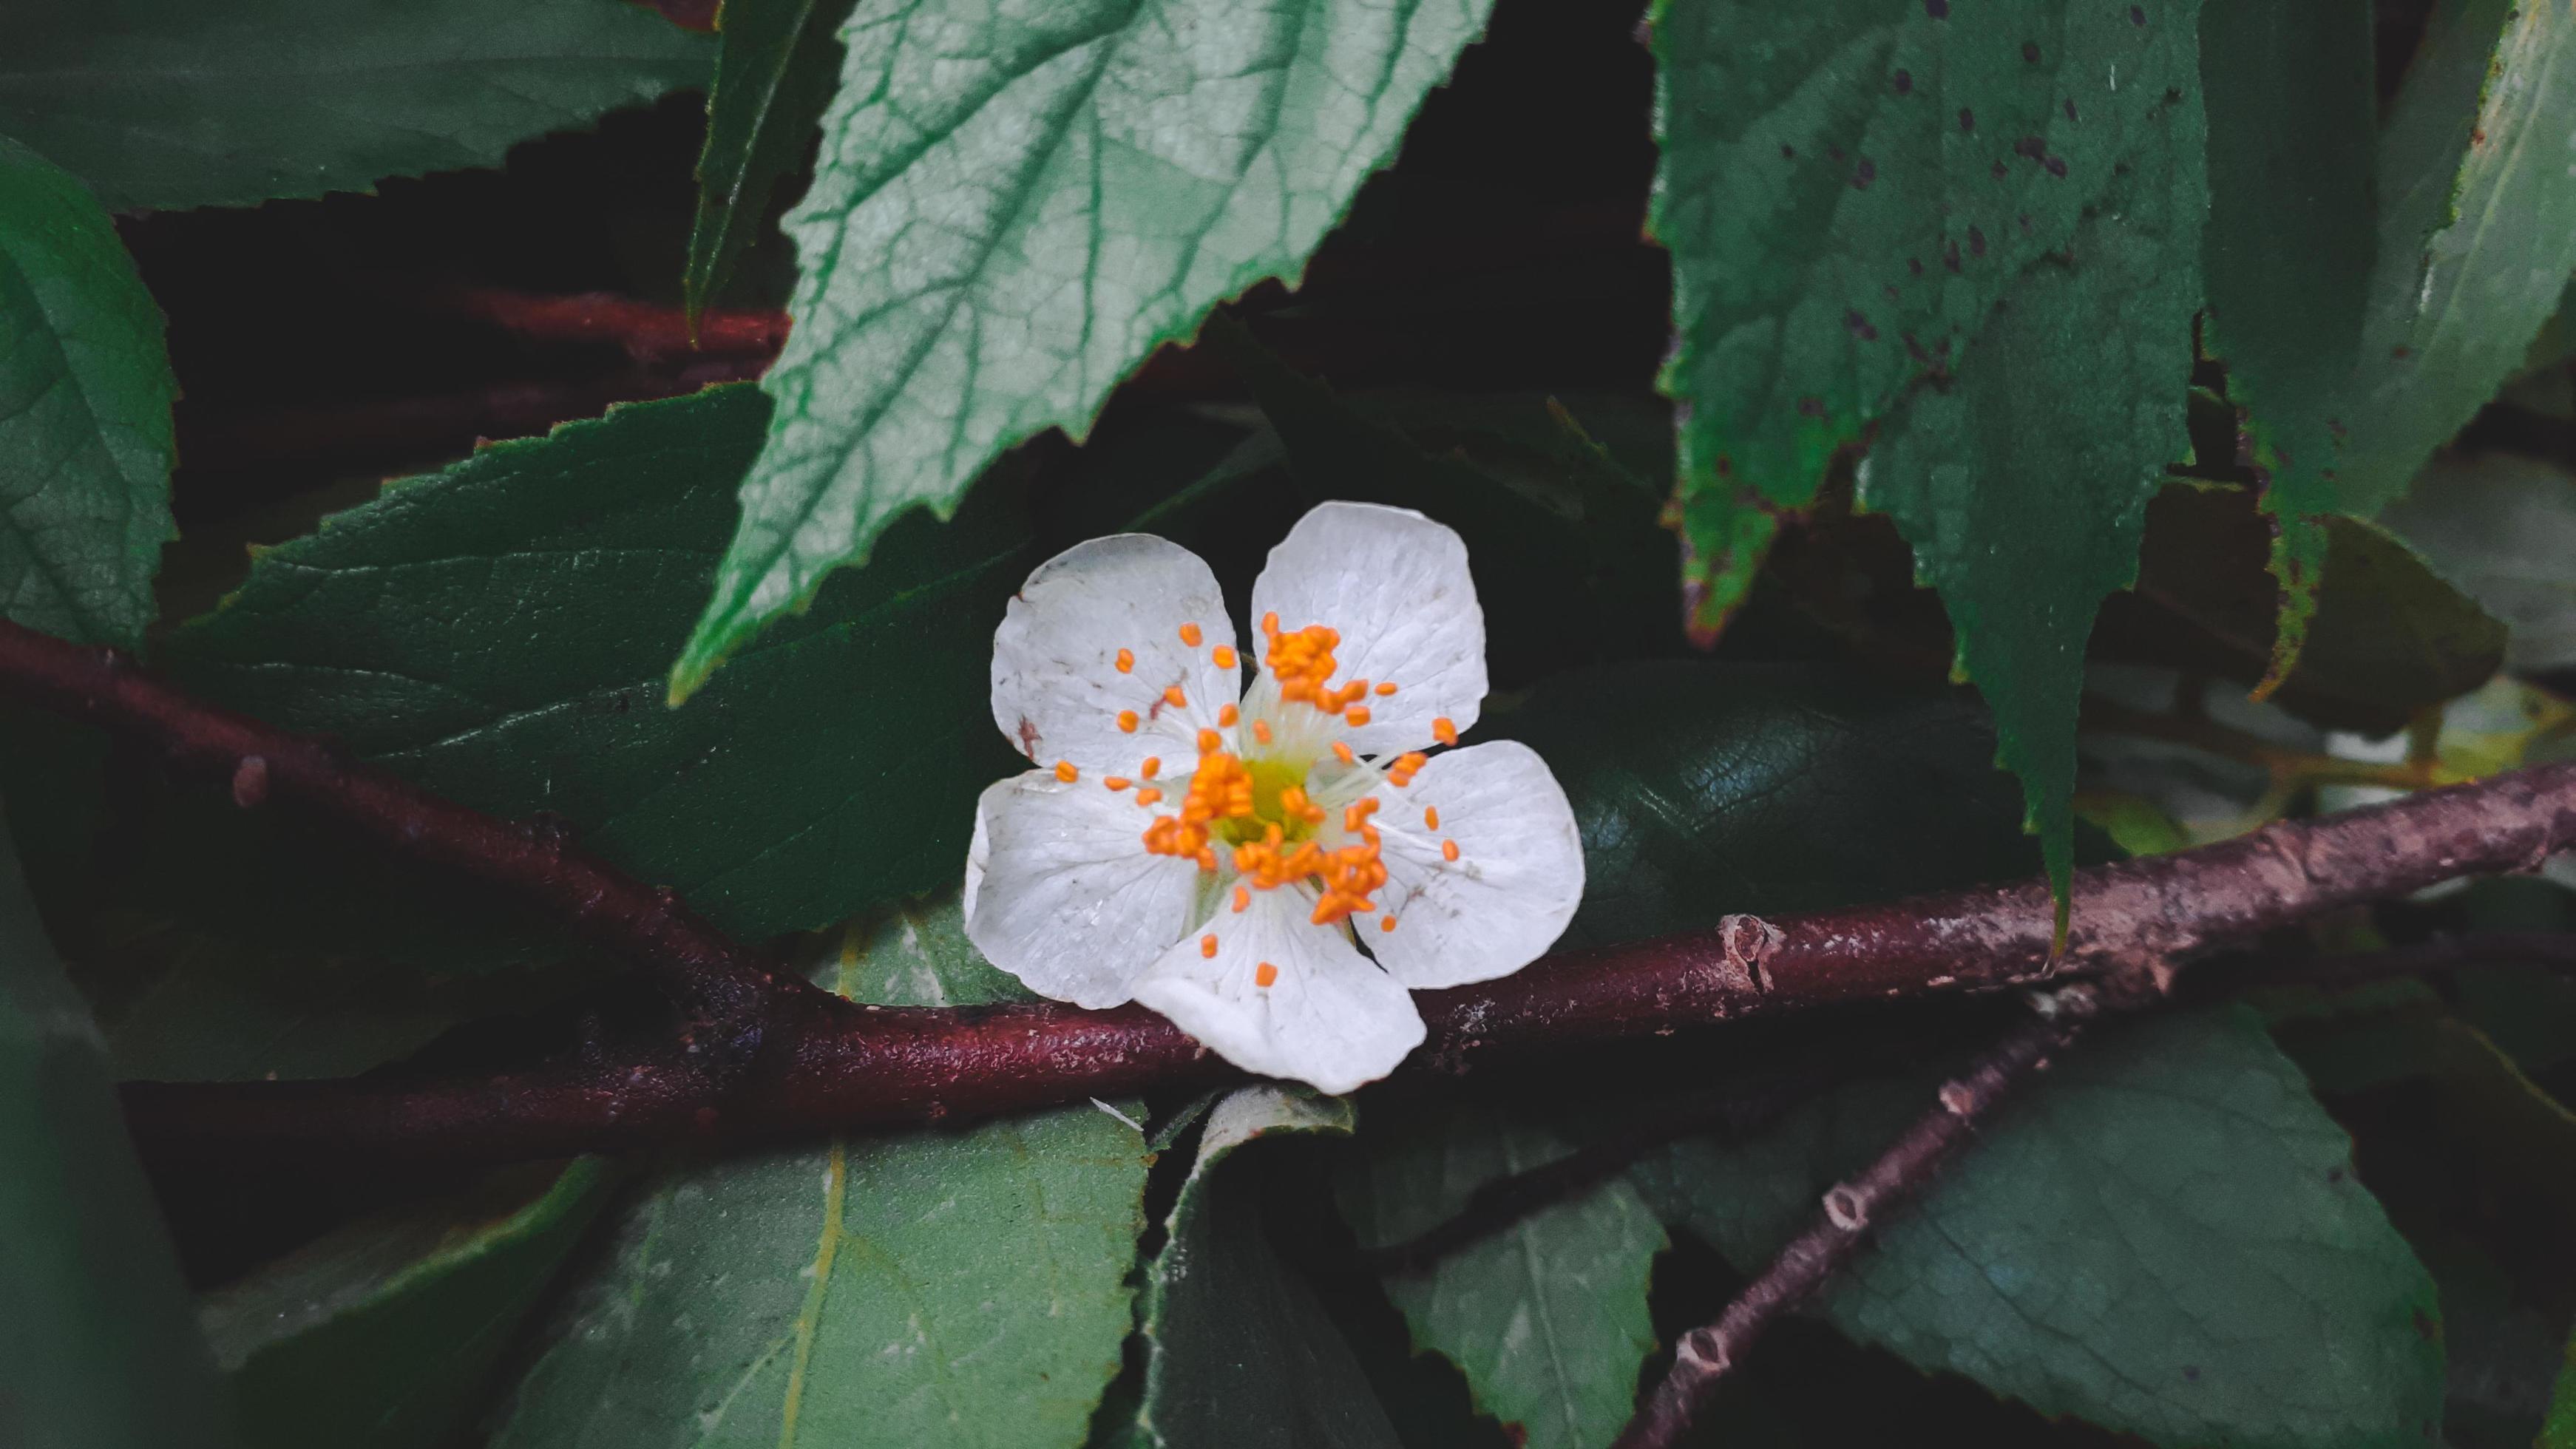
[0,138,176,648]
[492,894,1147,1449]
[1633,1010,2443,1449]
[674,0,1494,696]
[0,0,713,212]
[1338,1107,1664,1449]
[1651,0,2202,625]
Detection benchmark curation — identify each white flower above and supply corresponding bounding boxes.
[963,500,1586,1093]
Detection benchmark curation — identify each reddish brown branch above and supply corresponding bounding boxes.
[444,287,790,362]
[0,620,2569,1163]
[1614,972,2163,1449]
[0,620,791,1062]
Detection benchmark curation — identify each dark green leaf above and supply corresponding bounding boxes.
[1335,1105,1663,1449]
[0,138,174,648]
[2546,1330,2576,1449]
[2195,0,2379,675]
[0,807,230,1449]
[2253,0,2576,540]
[1653,0,2206,627]
[158,387,1026,966]
[1136,1086,1398,1449]
[492,892,1148,1449]
[685,0,855,314]
[1633,1009,2443,1449]
[1215,327,1684,682]
[671,0,1496,696]
[201,1160,618,1449]
[1503,659,2052,950]
[2100,482,2508,736]
[0,0,713,211]
[2379,452,2576,676]
[1861,84,2203,914]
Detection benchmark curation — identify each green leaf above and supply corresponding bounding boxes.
[1135,1085,1399,1449]
[1632,1009,2443,1449]
[2251,0,2576,549]
[0,138,174,648]
[0,0,713,211]
[1502,659,2056,950]
[0,805,230,1449]
[201,1160,619,1449]
[2194,0,2379,682]
[492,892,1149,1449]
[1652,0,2206,627]
[685,0,855,314]
[1860,81,2203,918]
[671,0,1496,698]
[2104,482,2507,737]
[2379,452,2576,676]
[157,387,1027,967]
[2547,1329,2576,1449]
[1335,1106,1664,1449]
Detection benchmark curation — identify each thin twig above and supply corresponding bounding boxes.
[0,621,2569,1161]
[0,620,795,1066]
[444,287,789,363]
[1613,971,2166,1449]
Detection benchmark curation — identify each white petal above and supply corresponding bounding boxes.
[962,771,1203,1009]
[1367,741,1584,989]
[1247,501,1486,757]
[992,533,1242,776]
[1132,889,1426,1095]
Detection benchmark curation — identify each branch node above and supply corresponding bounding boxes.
[1718,912,1783,994]
[1821,1183,1867,1230]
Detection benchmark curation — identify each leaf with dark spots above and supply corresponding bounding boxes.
[1654,0,2204,631]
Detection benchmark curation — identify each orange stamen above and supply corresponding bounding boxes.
[1380,914,1398,932]
[1375,681,1397,696]
[1424,806,1440,829]
[1164,684,1187,709]
[1218,702,1239,727]
[1345,705,1371,727]
[1179,622,1204,647]
[1442,839,1461,862]
[1332,742,1355,765]
[1104,776,1131,791]
[1117,710,1139,733]
[1213,645,1237,669]
[1135,787,1165,807]
[1197,728,1222,756]
[1255,961,1278,988]
[1386,751,1428,787]
[1054,761,1078,783]
[1115,648,1135,673]
[1200,934,1218,958]
[1253,719,1273,744]
[1141,756,1162,779]
[1232,886,1250,913]
[1432,716,1458,746]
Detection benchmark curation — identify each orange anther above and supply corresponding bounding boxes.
[1232,886,1250,913]
[1180,622,1204,647]
[1375,681,1397,696]
[1255,961,1279,988]
[1253,719,1273,744]
[1213,645,1237,669]
[1115,648,1135,673]
[1442,839,1461,862]
[1104,776,1131,791]
[1261,611,1280,634]
[1424,806,1440,829]
[1141,756,1162,779]
[1164,684,1187,709]
[1218,702,1239,727]
[1200,934,1218,959]
[1054,761,1078,783]
[1198,846,1218,870]
[1332,742,1355,764]
[1197,728,1222,756]
[1432,716,1458,745]
[1117,710,1139,733]
[1345,705,1372,727]
[1380,914,1398,932]
[1136,787,1165,807]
